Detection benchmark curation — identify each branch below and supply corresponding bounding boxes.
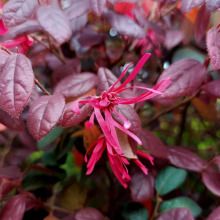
[34,79,51,96]
[150,194,162,220]
[142,92,199,127]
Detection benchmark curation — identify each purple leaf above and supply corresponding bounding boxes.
[89,0,106,16]
[27,95,65,140]
[75,207,104,220]
[157,59,207,99]
[6,20,42,39]
[70,14,88,34]
[0,53,34,117]
[103,10,146,38]
[202,80,220,98]
[207,27,220,70]
[202,156,220,196]
[194,4,210,45]
[0,195,26,220]
[129,168,155,202]
[60,102,92,127]
[114,104,141,135]
[0,166,20,179]
[54,73,97,98]
[36,6,72,44]
[164,30,184,50]
[64,0,90,21]
[0,50,9,73]
[168,146,206,173]
[97,67,119,95]
[2,0,38,28]
[0,108,24,131]
[52,58,82,83]
[180,0,204,13]
[156,208,194,220]
[206,0,220,12]
[207,206,220,220]
[140,129,169,159]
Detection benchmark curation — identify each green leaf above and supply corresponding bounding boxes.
[37,126,64,149]
[155,166,187,196]
[122,203,148,220]
[159,197,202,217]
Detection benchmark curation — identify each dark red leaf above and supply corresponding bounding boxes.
[61,102,92,127]
[0,166,21,179]
[207,206,220,220]
[75,207,104,220]
[89,0,106,16]
[168,146,206,173]
[202,156,220,196]
[114,104,141,135]
[164,30,184,50]
[54,73,97,98]
[6,20,42,39]
[0,108,24,131]
[140,129,168,159]
[206,0,220,12]
[202,80,220,98]
[157,59,207,99]
[2,0,38,28]
[156,208,194,220]
[0,195,26,220]
[0,53,34,117]
[129,168,155,202]
[97,67,119,95]
[194,4,210,45]
[64,0,89,21]
[36,6,71,44]
[180,0,204,13]
[103,10,145,38]
[207,27,220,70]
[27,95,65,140]
[52,58,81,83]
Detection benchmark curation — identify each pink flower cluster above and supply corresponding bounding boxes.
[73,53,171,187]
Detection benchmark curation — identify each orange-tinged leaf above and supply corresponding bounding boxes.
[83,124,101,150]
[43,213,60,220]
[116,128,137,159]
[192,97,218,122]
[71,130,84,138]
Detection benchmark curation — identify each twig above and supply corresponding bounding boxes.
[142,92,199,127]
[30,34,66,64]
[150,194,162,220]
[43,202,74,214]
[34,79,51,96]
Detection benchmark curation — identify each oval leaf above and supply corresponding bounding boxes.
[207,206,220,220]
[156,208,194,220]
[61,102,92,127]
[0,53,34,117]
[0,195,26,220]
[159,197,201,218]
[103,11,145,38]
[36,5,71,44]
[155,166,187,196]
[140,129,168,159]
[27,95,65,140]
[207,27,220,70]
[206,0,220,12]
[54,73,97,98]
[202,156,220,196]
[157,59,207,99]
[129,168,155,202]
[167,146,206,173]
[2,0,38,28]
[202,80,220,98]
[75,207,104,220]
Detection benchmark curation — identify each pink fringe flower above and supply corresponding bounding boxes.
[72,53,171,187]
